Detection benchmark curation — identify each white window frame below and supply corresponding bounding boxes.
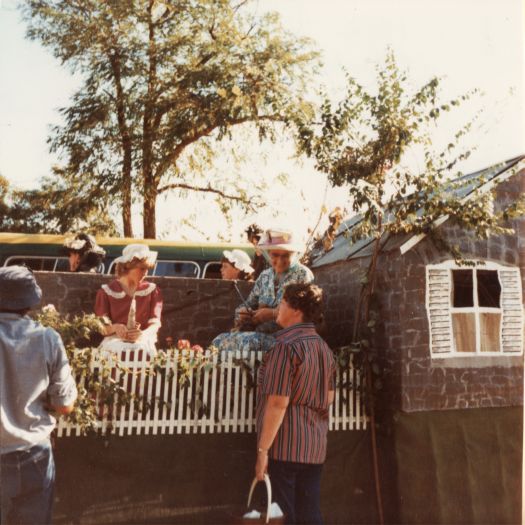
[426,260,524,357]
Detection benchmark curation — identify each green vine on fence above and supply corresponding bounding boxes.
[35,306,223,434]
[35,305,359,435]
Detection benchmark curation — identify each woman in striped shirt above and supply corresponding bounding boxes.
[256,283,336,525]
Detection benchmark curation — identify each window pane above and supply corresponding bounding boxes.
[479,313,501,352]
[154,261,198,278]
[204,263,222,279]
[7,257,55,271]
[452,270,474,307]
[55,258,71,272]
[452,313,476,352]
[477,270,501,308]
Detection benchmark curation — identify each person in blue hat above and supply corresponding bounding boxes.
[0,266,77,525]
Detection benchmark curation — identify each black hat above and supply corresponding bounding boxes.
[61,233,106,272]
[245,223,263,239]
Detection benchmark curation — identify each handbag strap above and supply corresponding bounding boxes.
[247,474,272,524]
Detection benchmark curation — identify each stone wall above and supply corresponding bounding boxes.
[34,272,253,348]
[313,170,524,413]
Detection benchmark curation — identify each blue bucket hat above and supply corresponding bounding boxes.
[0,266,42,310]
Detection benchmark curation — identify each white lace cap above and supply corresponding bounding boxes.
[223,249,254,273]
[113,244,158,265]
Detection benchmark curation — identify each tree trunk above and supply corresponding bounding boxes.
[142,1,158,239]
[143,188,157,239]
[109,45,133,237]
[121,151,133,238]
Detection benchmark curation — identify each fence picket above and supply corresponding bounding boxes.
[168,353,178,435]
[209,352,218,434]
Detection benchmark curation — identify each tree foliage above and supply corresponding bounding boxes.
[22,0,319,237]
[297,51,525,340]
[0,171,118,235]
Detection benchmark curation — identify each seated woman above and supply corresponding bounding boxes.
[220,249,254,281]
[61,233,106,272]
[94,244,163,357]
[211,229,313,353]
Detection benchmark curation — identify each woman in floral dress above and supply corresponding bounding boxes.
[211,229,313,353]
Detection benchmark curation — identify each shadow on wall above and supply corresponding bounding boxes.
[34,272,254,348]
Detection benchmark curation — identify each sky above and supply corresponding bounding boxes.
[0,0,523,242]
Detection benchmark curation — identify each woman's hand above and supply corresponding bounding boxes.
[252,307,275,325]
[124,323,142,342]
[110,324,127,338]
[255,449,268,481]
[235,307,253,328]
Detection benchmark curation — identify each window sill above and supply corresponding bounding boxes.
[430,354,523,369]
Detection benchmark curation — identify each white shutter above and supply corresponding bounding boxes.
[427,267,453,354]
[498,268,524,353]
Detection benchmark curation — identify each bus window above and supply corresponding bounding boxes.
[154,261,199,278]
[5,256,63,272]
[203,262,222,279]
[55,258,71,272]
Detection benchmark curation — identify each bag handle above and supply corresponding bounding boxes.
[247,473,272,524]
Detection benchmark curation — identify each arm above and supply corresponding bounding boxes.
[254,343,294,480]
[47,331,78,416]
[255,395,290,480]
[235,272,264,319]
[328,390,335,405]
[252,306,278,324]
[95,287,127,337]
[52,404,75,415]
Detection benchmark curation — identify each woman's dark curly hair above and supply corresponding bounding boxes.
[283,283,323,323]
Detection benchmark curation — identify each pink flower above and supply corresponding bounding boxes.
[191,344,204,353]
[177,339,191,350]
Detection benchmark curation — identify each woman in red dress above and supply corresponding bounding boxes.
[94,244,163,356]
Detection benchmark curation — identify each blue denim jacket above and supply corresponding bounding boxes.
[0,313,77,453]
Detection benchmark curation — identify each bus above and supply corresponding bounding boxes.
[0,233,254,279]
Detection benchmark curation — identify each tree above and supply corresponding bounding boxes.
[22,0,318,238]
[0,171,118,235]
[297,51,524,341]
[295,51,525,524]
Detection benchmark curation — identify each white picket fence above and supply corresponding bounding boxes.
[56,348,368,437]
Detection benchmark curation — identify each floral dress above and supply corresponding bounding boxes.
[211,262,314,353]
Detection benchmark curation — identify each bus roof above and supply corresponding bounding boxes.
[0,232,254,260]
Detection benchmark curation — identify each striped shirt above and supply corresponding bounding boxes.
[256,323,336,464]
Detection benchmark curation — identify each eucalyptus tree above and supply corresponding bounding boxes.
[23,0,318,237]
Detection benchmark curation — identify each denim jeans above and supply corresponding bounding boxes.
[1,441,55,525]
[268,459,324,525]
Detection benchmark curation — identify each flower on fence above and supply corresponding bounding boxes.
[177,339,191,350]
[191,344,203,353]
[42,304,57,313]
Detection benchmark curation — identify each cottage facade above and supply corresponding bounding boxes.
[312,159,524,523]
